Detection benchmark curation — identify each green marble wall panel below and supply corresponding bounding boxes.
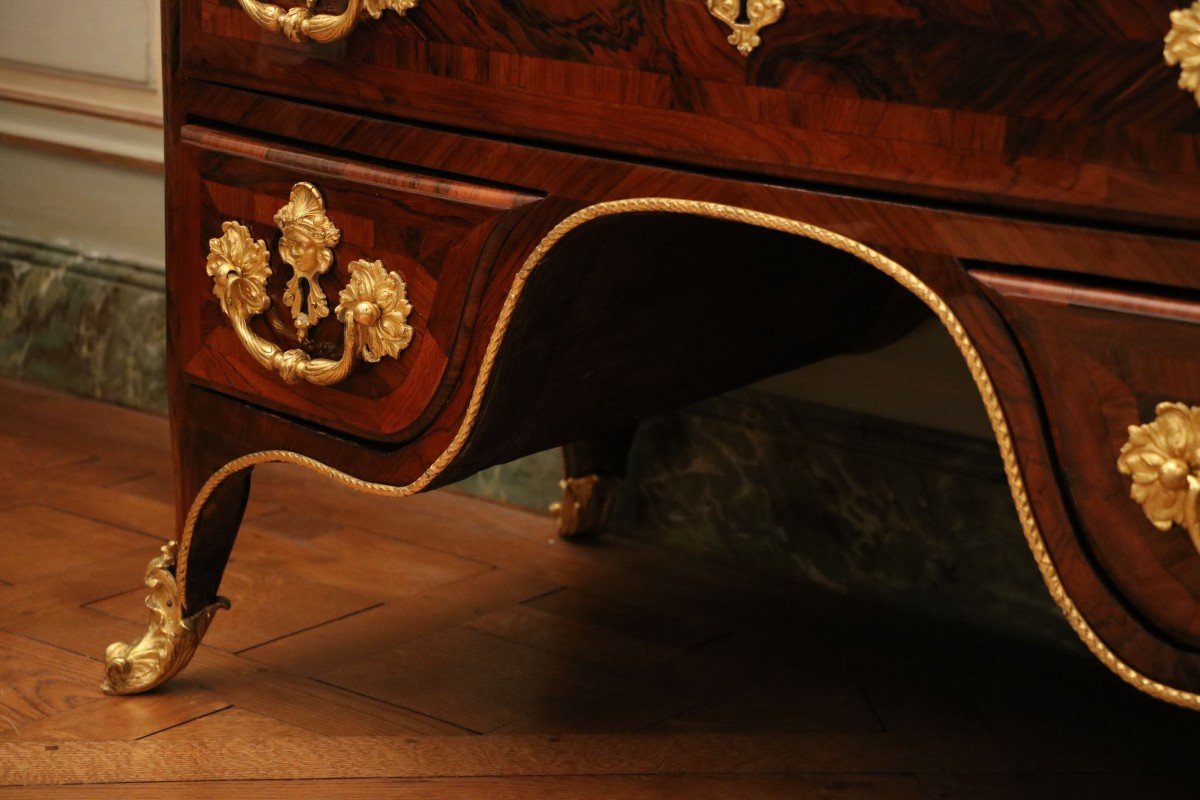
[623,392,1072,648]
[0,235,166,412]
[452,449,563,513]
[454,391,1073,649]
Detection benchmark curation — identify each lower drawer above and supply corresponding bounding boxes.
[976,271,1200,649]
[177,127,541,441]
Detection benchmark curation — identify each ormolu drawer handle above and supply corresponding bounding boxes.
[1166,2,1200,106]
[1118,402,1200,555]
[236,0,418,44]
[206,182,413,385]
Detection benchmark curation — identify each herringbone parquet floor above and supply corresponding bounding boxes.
[2,379,1199,798]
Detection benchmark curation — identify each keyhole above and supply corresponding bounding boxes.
[735,0,750,24]
[298,276,311,317]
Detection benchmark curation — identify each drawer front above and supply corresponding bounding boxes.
[178,127,541,441]
[976,271,1200,649]
[182,0,1200,230]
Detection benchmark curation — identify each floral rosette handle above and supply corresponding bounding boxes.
[205,184,414,386]
[1118,402,1200,555]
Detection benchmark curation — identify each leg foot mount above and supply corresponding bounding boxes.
[552,474,621,538]
[101,541,228,695]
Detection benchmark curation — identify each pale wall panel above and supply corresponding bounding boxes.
[0,143,164,267]
[0,0,155,85]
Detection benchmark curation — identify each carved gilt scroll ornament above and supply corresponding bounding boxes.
[275,182,339,342]
[206,182,413,386]
[1166,2,1200,106]
[1118,402,1200,555]
[706,0,785,56]
[101,542,229,695]
[236,0,418,44]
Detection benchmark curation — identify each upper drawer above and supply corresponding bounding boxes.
[181,1,1200,231]
[178,126,541,442]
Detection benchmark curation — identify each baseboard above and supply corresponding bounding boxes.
[0,234,166,412]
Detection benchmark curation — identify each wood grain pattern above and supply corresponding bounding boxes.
[5,379,1200,797]
[159,113,1200,700]
[185,84,1200,294]
[179,128,541,441]
[974,271,1200,650]
[179,0,1200,231]
[152,0,1200,705]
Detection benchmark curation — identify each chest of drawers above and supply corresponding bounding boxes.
[101,0,1200,711]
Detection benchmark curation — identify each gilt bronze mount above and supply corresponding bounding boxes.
[705,0,785,56]
[1118,402,1200,556]
[206,182,414,386]
[235,0,419,44]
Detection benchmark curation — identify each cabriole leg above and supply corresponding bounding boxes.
[102,450,253,695]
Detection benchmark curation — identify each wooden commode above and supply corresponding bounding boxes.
[100,0,1200,711]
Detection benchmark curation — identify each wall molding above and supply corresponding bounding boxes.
[0,86,161,128]
[0,0,161,120]
[0,0,163,171]
[0,130,162,174]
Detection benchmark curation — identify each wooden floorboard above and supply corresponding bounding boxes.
[0,775,931,800]
[2,378,1200,798]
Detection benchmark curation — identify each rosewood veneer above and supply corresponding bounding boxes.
[98,0,1200,712]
